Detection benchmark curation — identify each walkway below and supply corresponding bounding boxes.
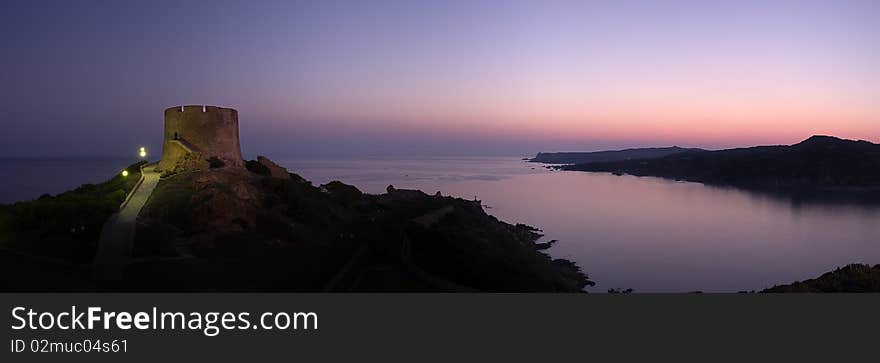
[93,163,161,282]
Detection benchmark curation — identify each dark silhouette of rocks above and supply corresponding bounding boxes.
[0,156,594,292]
[122,163,593,292]
[561,136,880,193]
[256,155,290,179]
[531,146,703,164]
[763,264,880,292]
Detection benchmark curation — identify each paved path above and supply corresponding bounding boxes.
[93,164,160,282]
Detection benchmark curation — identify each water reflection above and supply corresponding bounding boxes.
[699,182,880,216]
[283,157,880,292]
[3,157,876,292]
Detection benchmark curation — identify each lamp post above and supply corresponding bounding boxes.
[139,147,147,159]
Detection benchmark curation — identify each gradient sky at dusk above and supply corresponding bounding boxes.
[1,0,877,158]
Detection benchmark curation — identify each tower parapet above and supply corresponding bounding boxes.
[158,105,244,173]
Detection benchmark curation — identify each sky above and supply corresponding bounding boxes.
[1,0,877,158]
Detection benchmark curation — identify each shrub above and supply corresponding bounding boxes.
[0,161,146,262]
[321,181,362,206]
[207,157,225,169]
[245,160,271,176]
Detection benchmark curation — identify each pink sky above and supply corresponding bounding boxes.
[2,0,877,157]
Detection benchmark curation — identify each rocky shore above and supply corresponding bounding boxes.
[25,157,593,292]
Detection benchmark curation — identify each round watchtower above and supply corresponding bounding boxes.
[158,105,244,172]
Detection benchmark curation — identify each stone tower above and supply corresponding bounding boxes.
[158,105,244,173]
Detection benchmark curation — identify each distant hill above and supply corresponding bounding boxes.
[562,136,880,189]
[763,264,880,293]
[531,146,702,164]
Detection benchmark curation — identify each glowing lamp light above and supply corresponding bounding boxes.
[139,147,147,158]
[121,170,129,177]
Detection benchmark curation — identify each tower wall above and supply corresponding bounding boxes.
[158,105,244,171]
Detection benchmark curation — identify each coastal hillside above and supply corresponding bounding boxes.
[0,158,593,292]
[562,136,880,190]
[763,264,880,293]
[0,162,145,264]
[127,160,593,292]
[531,146,701,164]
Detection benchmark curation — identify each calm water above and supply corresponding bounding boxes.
[3,157,878,292]
[0,159,133,204]
[281,157,880,292]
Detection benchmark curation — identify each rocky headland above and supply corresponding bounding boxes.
[531,146,702,164]
[763,264,880,293]
[0,157,593,292]
[551,136,880,203]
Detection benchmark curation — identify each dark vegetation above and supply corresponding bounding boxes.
[0,161,145,263]
[207,156,225,168]
[403,196,592,291]
[763,264,880,293]
[607,288,634,294]
[123,160,593,292]
[531,146,702,164]
[561,136,880,195]
[244,159,270,176]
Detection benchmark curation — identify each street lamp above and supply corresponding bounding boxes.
[139,147,147,158]
[121,170,129,177]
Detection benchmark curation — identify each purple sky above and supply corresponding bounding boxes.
[1,0,877,158]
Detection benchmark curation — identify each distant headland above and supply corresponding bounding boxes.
[530,146,704,164]
[535,136,880,201]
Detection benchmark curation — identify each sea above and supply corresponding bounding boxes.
[3,156,879,292]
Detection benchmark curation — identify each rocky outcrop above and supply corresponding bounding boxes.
[257,156,290,179]
[130,165,593,292]
[385,185,426,201]
[190,169,261,232]
[763,264,880,292]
